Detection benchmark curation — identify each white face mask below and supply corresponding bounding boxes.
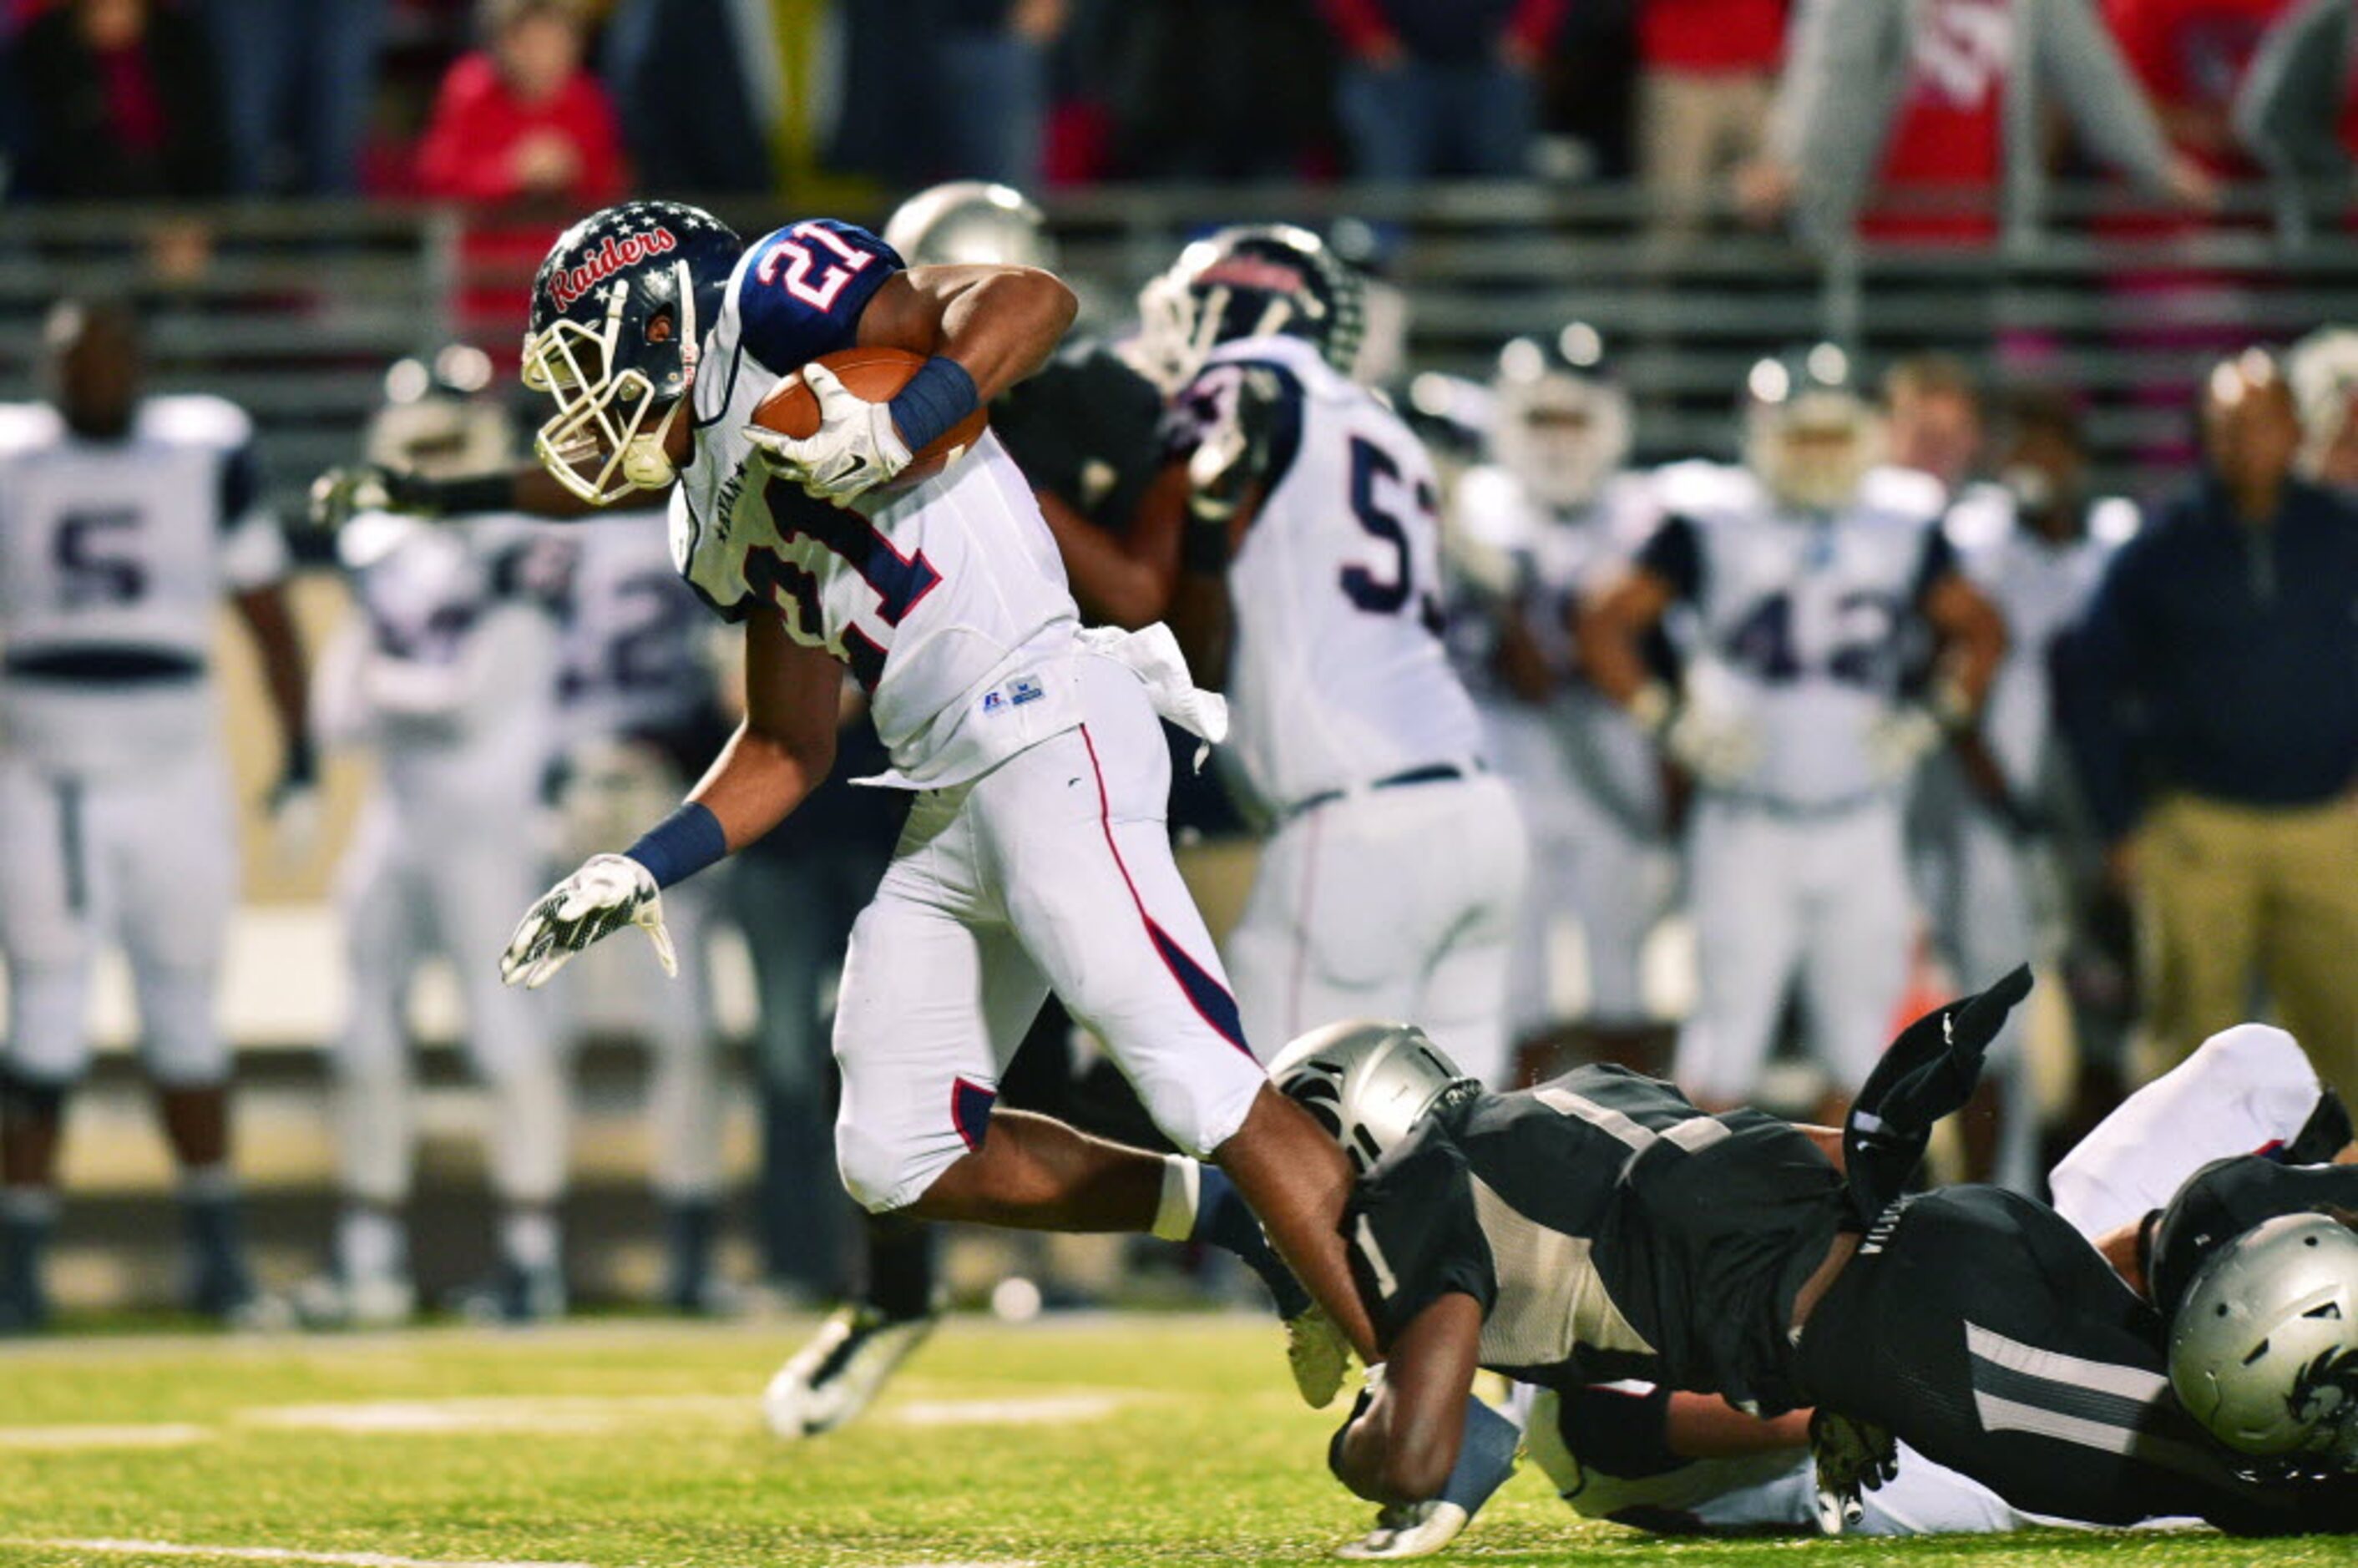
[520,264,697,505]
[1748,397,1884,513]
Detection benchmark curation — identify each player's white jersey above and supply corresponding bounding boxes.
[0,396,286,773]
[1941,483,2134,795]
[669,219,1081,788]
[555,509,715,744]
[330,517,560,817]
[1449,463,1663,835]
[1179,334,1485,811]
[1647,461,1950,811]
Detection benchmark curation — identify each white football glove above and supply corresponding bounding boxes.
[1663,701,1760,786]
[499,852,677,990]
[1866,704,1946,782]
[1334,1501,1470,1560]
[742,362,912,503]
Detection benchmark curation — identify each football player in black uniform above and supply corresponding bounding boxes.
[1281,974,2358,1543]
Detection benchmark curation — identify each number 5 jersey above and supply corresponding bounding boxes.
[0,396,287,776]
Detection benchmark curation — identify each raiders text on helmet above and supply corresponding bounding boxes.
[1136,225,1366,392]
[522,200,743,505]
[1268,1020,1475,1176]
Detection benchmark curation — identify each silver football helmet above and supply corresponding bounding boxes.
[883,180,1055,271]
[1268,1020,1475,1176]
[2169,1211,2358,1464]
[1743,343,1885,513]
[2287,326,2358,483]
[365,346,513,478]
[1490,324,1632,509]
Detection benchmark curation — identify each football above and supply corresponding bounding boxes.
[751,345,988,496]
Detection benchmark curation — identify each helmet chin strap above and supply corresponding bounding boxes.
[620,400,682,488]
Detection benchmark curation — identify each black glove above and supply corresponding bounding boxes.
[1844,964,2033,1222]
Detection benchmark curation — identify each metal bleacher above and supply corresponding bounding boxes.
[0,180,2349,508]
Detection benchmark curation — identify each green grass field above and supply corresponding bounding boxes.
[0,1314,2337,1568]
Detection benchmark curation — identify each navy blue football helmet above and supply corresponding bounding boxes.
[1136,224,1366,392]
[1490,323,1632,508]
[522,200,743,503]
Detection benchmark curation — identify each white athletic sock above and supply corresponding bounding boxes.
[337,1204,407,1284]
[1151,1156,1201,1243]
[500,1207,562,1275]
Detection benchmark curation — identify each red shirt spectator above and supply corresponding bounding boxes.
[415,5,625,205]
[1639,0,1786,73]
[2106,0,2288,175]
[1872,0,2016,237]
[416,0,626,364]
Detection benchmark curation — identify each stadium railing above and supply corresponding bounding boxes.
[0,181,2345,505]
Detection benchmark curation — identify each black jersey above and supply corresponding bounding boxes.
[989,336,1166,533]
[1343,1064,1849,1415]
[2151,1156,2358,1316]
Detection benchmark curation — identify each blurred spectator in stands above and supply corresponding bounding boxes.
[13,0,230,200]
[936,0,1069,185]
[2056,349,2358,1093]
[1103,0,1336,181]
[2234,0,2358,227]
[1635,0,1786,234]
[419,0,625,360]
[2288,325,2358,493]
[2104,0,2285,181]
[601,0,777,194]
[1319,0,1567,179]
[1885,351,1986,493]
[417,0,624,206]
[195,0,386,195]
[1739,0,2214,241]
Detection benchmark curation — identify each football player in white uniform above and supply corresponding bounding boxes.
[0,298,313,1329]
[1148,226,1528,1090]
[1446,326,1673,1081]
[549,507,736,1312]
[1919,389,2138,1191]
[309,366,572,1323]
[310,200,1381,1399]
[1580,346,2006,1116]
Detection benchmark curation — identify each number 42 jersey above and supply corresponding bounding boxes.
[669,218,1084,789]
[1166,335,1485,812]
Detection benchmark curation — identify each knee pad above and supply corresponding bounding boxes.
[834,1122,939,1216]
[136,969,230,1090]
[5,967,95,1088]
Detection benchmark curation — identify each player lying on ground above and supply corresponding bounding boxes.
[310,200,1369,1400]
[1485,1022,2358,1545]
[1282,976,2358,1545]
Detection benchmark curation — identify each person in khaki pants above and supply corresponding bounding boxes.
[2060,349,2358,1092]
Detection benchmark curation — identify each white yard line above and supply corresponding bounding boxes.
[886,1395,1124,1427]
[0,1424,211,1449]
[0,1540,595,1568]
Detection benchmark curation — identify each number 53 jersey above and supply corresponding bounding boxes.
[1166,335,1485,812]
[0,396,287,775]
[670,218,1084,789]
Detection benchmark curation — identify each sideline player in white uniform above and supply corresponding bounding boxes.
[0,299,312,1331]
[1147,226,1527,1090]
[1446,327,1672,1079]
[1580,346,2006,1115]
[1920,389,2137,1191]
[308,365,572,1323]
[549,507,735,1312]
[309,200,1383,1399]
